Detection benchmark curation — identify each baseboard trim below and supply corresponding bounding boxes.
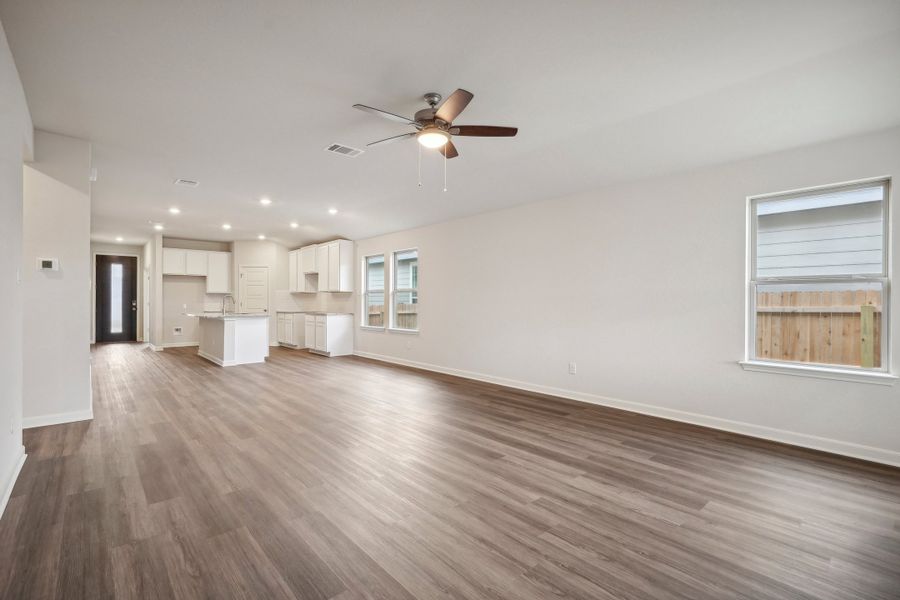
[197,350,265,367]
[0,446,26,521]
[162,341,199,348]
[354,351,900,468]
[23,407,94,429]
[148,343,164,352]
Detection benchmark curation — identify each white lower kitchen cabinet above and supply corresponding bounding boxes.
[275,312,305,348]
[304,317,315,349]
[305,313,352,356]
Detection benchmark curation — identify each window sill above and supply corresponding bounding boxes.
[388,328,419,335]
[739,360,897,386]
[359,325,385,332]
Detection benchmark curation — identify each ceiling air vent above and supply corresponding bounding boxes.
[325,143,364,158]
[174,178,199,187]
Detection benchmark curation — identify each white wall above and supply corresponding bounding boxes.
[356,126,900,466]
[159,238,232,347]
[22,131,92,427]
[149,234,164,349]
[90,242,143,342]
[142,240,151,345]
[162,276,221,345]
[0,17,32,517]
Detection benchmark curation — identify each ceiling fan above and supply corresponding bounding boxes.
[353,89,518,159]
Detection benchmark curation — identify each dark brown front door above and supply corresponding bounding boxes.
[95,255,137,342]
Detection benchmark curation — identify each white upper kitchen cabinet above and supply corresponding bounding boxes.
[326,240,354,292]
[316,244,330,292]
[300,246,317,274]
[288,250,299,292]
[185,250,208,276]
[291,241,353,293]
[206,251,232,293]
[162,248,186,275]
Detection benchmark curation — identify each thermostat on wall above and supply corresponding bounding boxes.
[36,258,59,271]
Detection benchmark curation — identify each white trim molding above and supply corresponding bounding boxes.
[0,446,26,520]
[197,350,265,367]
[148,343,164,352]
[739,360,897,386]
[355,351,900,468]
[23,407,94,429]
[161,341,199,348]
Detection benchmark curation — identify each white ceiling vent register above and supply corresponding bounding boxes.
[324,143,364,158]
[173,178,199,187]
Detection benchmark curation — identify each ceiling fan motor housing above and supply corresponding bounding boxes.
[414,107,440,127]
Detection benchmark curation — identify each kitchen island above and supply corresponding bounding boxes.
[190,313,270,367]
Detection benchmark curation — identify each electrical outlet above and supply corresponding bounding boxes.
[173,327,183,336]
[568,361,577,375]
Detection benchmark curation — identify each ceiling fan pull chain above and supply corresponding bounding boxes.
[443,148,448,192]
[417,143,422,188]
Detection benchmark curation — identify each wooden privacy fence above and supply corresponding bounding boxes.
[756,290,881,368]
[366,304,418,329]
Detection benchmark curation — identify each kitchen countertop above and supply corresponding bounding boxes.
[276,311,353,315]
[187,312,270,319]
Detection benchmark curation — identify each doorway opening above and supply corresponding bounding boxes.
[95,255,138,342]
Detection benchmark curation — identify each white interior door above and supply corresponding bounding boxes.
[239,266,269,314]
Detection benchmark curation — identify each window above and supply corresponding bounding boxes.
[362,255,385,327]
[110,263,123,334]
[748,179,890,374]
[391,249,418,331]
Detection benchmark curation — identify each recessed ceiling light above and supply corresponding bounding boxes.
[259,197,272,206]
[222,223,232,230]
[258,234,266,240]
[154,224,164,231]
[169,207,180,214]
[328,208,338,215]
[115,236,123,242]
[290,222,299,228]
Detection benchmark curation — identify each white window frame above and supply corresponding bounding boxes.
[360,253,385,330]
[741,176,896,385]
[390,248,419,333]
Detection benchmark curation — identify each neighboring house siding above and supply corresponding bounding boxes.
[757,201,882,277]
[365,261,384,309]
[396,261,412,288]
[367,262,384,290]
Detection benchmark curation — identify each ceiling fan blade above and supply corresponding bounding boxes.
[353,104,417,126]
[439,141,459,159]
[366,132,416,147]
[449,125,518,137]
[434,89,473,123]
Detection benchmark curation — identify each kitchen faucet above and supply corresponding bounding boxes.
[222,294,235,315]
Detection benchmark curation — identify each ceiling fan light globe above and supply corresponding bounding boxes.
[417,129,450,149]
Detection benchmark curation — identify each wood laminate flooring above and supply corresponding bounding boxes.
[1,343,899,599]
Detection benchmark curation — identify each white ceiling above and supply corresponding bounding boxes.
[2,0,899,247]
